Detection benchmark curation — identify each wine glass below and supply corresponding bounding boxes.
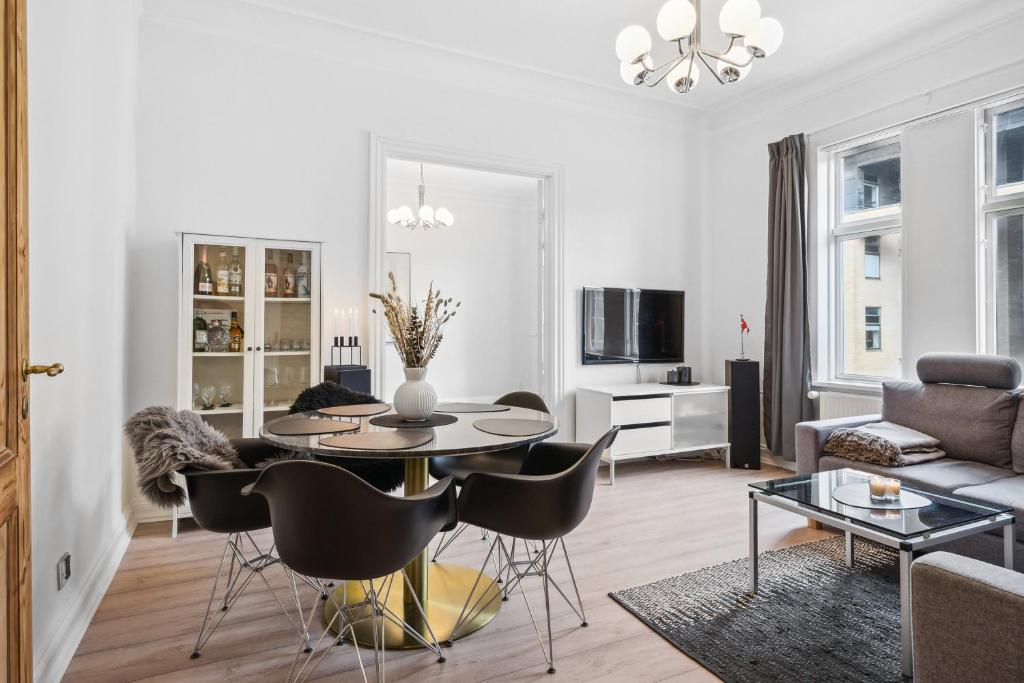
[217,383,233,407]
[199,385,216,410]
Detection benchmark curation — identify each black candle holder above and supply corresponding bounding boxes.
[331,336,362,366]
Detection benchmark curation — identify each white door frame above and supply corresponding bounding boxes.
[368,134,566,410]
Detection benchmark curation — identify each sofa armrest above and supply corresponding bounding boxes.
[794,414,880,474]
[911,552,1024,683]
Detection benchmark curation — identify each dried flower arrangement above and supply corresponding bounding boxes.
[370,274,460,368]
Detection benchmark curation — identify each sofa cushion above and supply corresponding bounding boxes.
[882,381,1020,468]
[818,456,1015,495]
[954,476,1024,542]
[1012,400,1024,475]
[916,352,1022,389]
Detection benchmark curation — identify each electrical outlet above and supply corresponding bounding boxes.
[56,552,71,590]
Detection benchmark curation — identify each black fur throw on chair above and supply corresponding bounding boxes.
[289,381,404,492]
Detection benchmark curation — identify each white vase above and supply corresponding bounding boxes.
[393,367,437,420]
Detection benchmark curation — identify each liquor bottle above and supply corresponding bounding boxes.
[228,311,243,352]
[194,247,213,295]
[228,247,243,297]
[207,319,230,352]
[296,253,310,297]
[193,311,208,352]
[265,249,279,297]
[282,253,297,298]
[215,249,230,296]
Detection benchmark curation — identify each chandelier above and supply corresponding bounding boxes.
[386,164,455,230]
[615,0,783,94]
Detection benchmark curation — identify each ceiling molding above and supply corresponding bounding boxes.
[709,4,1024,135]
[139,0,706,131]
[239,0,711,116]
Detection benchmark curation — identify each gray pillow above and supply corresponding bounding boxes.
[882,381,1021,469]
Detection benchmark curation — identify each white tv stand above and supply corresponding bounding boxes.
[576,383,730,484]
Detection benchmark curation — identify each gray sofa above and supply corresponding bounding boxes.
[912,552,1024,682]
[795,352,1024,565]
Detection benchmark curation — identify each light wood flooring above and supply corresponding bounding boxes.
[64,460,831,682]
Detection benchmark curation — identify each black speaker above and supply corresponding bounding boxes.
[725,359,761,469]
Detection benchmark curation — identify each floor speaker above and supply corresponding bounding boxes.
[725,359,761,469]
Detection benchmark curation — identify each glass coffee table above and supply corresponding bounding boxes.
[748,468,1015,678]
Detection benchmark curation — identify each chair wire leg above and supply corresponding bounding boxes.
[400,569,446,662]
[541,540,555,674]
[448,535,501,644]
[191,534,233,658]
[560,538,588,626]
[431,522,469,562]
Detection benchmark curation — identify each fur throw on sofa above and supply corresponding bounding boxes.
[289,382,404,492]
[125,406,240,508]
[824,421,945,467]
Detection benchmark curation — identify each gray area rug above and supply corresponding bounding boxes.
[610,537,902,682]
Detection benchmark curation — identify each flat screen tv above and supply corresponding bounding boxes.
[582,287,684,365]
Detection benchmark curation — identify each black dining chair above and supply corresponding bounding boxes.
[181,438,312,659]
[429,391,586,561]
[291,381,405,492]
[446,427,619,674]
[242,460,458,683]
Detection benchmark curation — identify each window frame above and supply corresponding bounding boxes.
[986,100,1024,200]
[981,97,1024,360]
[827,133,903,383]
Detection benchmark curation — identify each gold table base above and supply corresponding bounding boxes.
[323,562,502,650]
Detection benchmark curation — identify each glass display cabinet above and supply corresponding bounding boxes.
[177,234,322,439]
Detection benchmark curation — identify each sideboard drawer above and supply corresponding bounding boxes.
[611,425,672,456]
[611,396,671,426]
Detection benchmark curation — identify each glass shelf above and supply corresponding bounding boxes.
[193,352,244,357]
[265,297,312,303]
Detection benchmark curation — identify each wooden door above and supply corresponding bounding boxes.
[0,0,31,680]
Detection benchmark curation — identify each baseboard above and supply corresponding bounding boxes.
[33,517,136,683]
[133,494,191,524]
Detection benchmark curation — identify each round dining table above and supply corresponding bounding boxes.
[259,404,558,649]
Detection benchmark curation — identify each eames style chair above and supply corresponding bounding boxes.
[182,438,312,659]
[243,460,458,683]
[447,427,619,674]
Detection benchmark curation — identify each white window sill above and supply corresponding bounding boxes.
[810,379,883,397]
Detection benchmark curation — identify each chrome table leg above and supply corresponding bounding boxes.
[748,493,758,594]
[845,531,854,568]
[899,548,913,679]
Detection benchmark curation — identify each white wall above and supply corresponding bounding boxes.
[704,13,1024,387]
[27,0,141,679]
[131,0,709,449]
[383,163,540,402]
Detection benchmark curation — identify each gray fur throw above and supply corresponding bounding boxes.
[125,406,241,508]
[824,422,945,467]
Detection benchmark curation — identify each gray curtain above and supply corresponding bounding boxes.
[763,134,814,459]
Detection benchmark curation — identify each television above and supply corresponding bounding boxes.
[582,287,684,365]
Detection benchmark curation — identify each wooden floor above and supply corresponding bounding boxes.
[65,460,831,682]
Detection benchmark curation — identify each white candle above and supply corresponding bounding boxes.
[353,308,359,339]
[333,308,340,338]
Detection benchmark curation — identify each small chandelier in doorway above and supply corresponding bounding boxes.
[387,164,455,230]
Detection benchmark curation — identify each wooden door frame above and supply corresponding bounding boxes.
[2,0,31,679]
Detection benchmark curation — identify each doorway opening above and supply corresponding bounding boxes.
[368,137,564,411]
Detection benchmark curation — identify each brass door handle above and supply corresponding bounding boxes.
[23,361,64,381]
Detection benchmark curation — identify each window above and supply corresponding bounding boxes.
[841,141,901,220]
[863,236,880,279]
[991,211,1024,360]
[865,307,881,350]
[985,101,1024,369]
[830,137,903,380]
[993,104,1024,195]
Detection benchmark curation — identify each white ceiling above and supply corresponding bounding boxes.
[246,0,1024,112]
